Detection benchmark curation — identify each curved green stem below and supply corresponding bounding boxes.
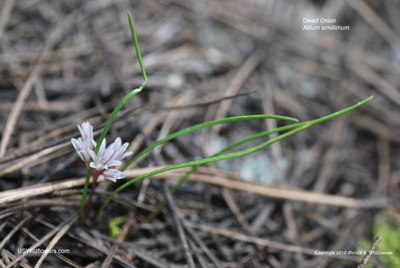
[79,11,148,222]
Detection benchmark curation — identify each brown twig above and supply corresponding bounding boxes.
[0,167,388,209]
[34,215,77,268]
[6,213,77,268]
[101,213,136,268]
[0,0,16,40]
[164,184,196,268]
[357,236,383,268]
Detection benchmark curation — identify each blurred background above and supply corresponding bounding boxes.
[1,0,400,267]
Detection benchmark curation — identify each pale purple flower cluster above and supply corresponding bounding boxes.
[71,122,132,182]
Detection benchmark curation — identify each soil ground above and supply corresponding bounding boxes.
[1,0,400,267]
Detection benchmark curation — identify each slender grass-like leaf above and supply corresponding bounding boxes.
[94,124,311,222]
[147,96,374,220]
[122,114,298,171]
[96,96,372,222]
[79,11,147,219]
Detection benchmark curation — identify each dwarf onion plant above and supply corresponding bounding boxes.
[73,11,373,226]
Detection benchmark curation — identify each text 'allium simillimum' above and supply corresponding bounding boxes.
[71,122,132,182]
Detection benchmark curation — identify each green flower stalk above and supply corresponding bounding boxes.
[72,121,133,226]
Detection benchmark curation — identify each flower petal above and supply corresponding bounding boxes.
[103,169,125,182]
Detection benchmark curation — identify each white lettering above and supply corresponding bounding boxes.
[320,18,336,23]
[303,18,319,23]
